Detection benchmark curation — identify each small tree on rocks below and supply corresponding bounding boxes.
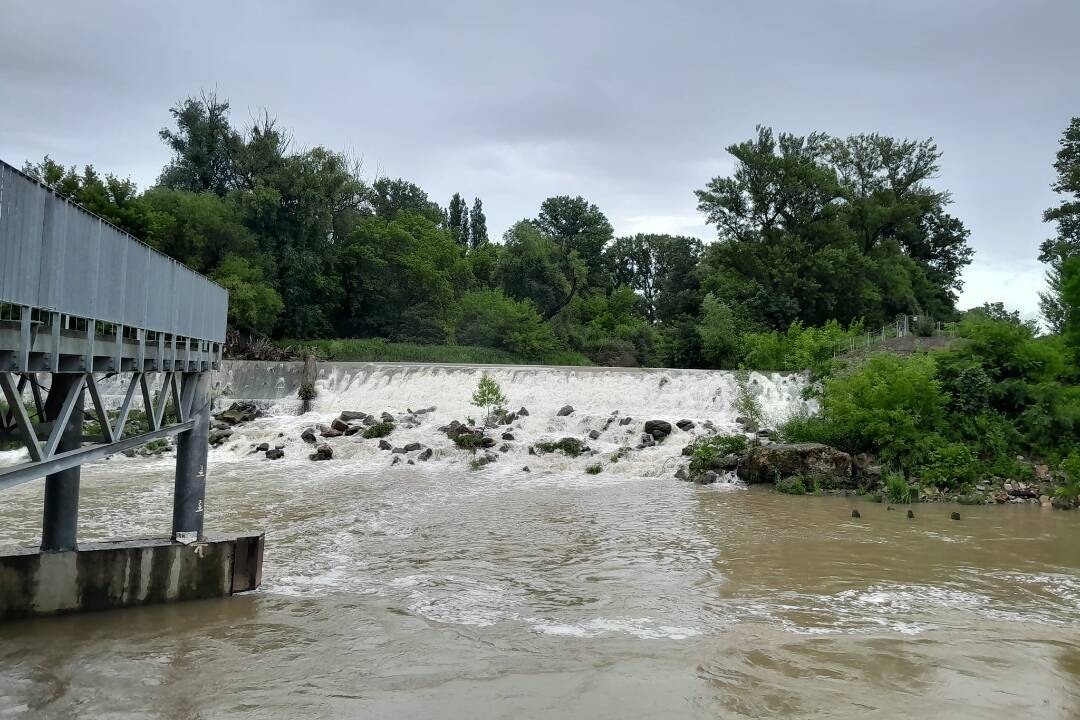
[471,373,507,426]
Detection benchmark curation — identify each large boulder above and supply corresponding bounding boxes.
[339,411,367,421]
[556,405,575,417]
[737,443,852,485]
[310,444,333,461]
[216,401,262,426]
[644,420,672,440]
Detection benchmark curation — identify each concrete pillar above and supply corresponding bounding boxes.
[173,371,211,543]
[41,374,84,552]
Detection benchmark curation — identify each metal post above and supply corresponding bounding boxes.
[172,371,211,543]
[41,373,84,552]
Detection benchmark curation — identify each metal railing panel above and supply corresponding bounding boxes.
[0,160,228,343]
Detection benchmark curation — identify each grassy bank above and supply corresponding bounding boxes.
[276,338,593,366]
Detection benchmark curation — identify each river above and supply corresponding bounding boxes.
[0,363,1078,718]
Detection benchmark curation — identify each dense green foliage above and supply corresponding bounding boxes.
[533,438,589,457]
[684,434,749,474]
[362,422,394,439]
[782,312,1080,491]
[1039,117,1080,332]
[278,338,590,366]
[22,93,976,368]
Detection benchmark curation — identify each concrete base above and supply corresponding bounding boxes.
[0,532,263,621]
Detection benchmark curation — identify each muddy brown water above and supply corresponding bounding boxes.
[1,457,1079,719]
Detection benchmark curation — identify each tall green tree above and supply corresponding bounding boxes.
[604,234,703,321]
[371,178,444,223]
[535,195,614,288]
[448,192,470,246]
[497,221,585,319]
[157,92,240,196]
[1039,117,1080,332]
[469,197,489,248]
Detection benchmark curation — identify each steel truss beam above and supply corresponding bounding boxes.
[0,370,196,490]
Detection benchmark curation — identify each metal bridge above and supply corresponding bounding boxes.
[0,159,227,550]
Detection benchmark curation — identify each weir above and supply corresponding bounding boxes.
[0,159,263,621]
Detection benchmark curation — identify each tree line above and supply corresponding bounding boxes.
[20,91,1078,367]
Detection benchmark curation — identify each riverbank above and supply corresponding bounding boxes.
[271,338,593,367]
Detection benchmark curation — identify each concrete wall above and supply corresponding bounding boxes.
[0,533,263,621]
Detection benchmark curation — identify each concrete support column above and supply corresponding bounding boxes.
[41,374,84,552]
[173,371,211,543]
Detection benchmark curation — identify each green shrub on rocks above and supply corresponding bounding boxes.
[453,433,486,451]
[884,472,914,504]
[685,434,749,474]
[775,476,808,495]
[534,438,588,457]
[585,463,602,475]
[363,422,395,439]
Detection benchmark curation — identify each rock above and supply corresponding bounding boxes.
[950,511,961,521]
[208,428,232,446]
[310,444,333,461]
[907,509,915,519]
[851,509,861,518]
[480,436,496,449]
[339,411,367,421]
[1006,483,1038,499]
[644,420,672,440]
[676,419,695,431]
[674,466,688,481]
[1039,494,1051,507]
[737,443,853,486]
[378,439,392,451]
[588,429,601,440]
[502,432,515,441]
[556,405,575,417]
[517,407,529,417]
[418,448,433,461]
[1051,496,1075,510]
[639,433,656,448]
[499,443,511,453]
[403,442,422,452]
[703,420,717,432]
[408,459,415,465]
[852,453,883,485]
[301,428,317,444]
[362,416,377,426]
[392,447,407,454]
[381,412,395,422]
[255,442,270,452]
[391,456,402,465]
[698,471,720,485]
[320,428,343,438]
[528,446,536,455]
[735,416,748,426]
[619,416,634,426]
[1035,464,1050,478]
[522,466,531,472]
[504,412,517,424]
[266,448,284,460]
[330,418,350,432]
[344,424,362,436]
[756,429,773,438]
[215,401,262,426]
[993,491,1009,504]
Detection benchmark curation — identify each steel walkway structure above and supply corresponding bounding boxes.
[0,159,227,549]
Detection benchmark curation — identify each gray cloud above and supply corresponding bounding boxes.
[3,0,1078,317]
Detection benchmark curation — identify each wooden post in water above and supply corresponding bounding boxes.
[300,355,317,413]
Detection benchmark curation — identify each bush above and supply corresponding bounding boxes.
[534,438,588,457]
[362,422,394,439]
[685,434,749,474]
[916,440,979,490]
[453,433,486,451]
[1056,452,1080,502]
[455,289,557,358]
[778,353,946,467]
[775,476,808,495]
[884,472,914,504]
[585,463,603,475]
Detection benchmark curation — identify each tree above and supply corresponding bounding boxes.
[141,187,257,272]
[157,91,241,196]
[497,221,585,319]
[448,192,470,246]
[604,234,703,321]
[695,126,973,330]
[535,195,614,287]
[1039,117,1080,332]
[469,197,489,248]
[471,373,508,426]
[22,157,154,239]
[1061,257,1080,353]
[697,293,743,368]
[371,178,444,223]
[212,255,284,334]
[455,289,556,357]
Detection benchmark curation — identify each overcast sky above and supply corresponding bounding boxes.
[3,0,1078,318]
